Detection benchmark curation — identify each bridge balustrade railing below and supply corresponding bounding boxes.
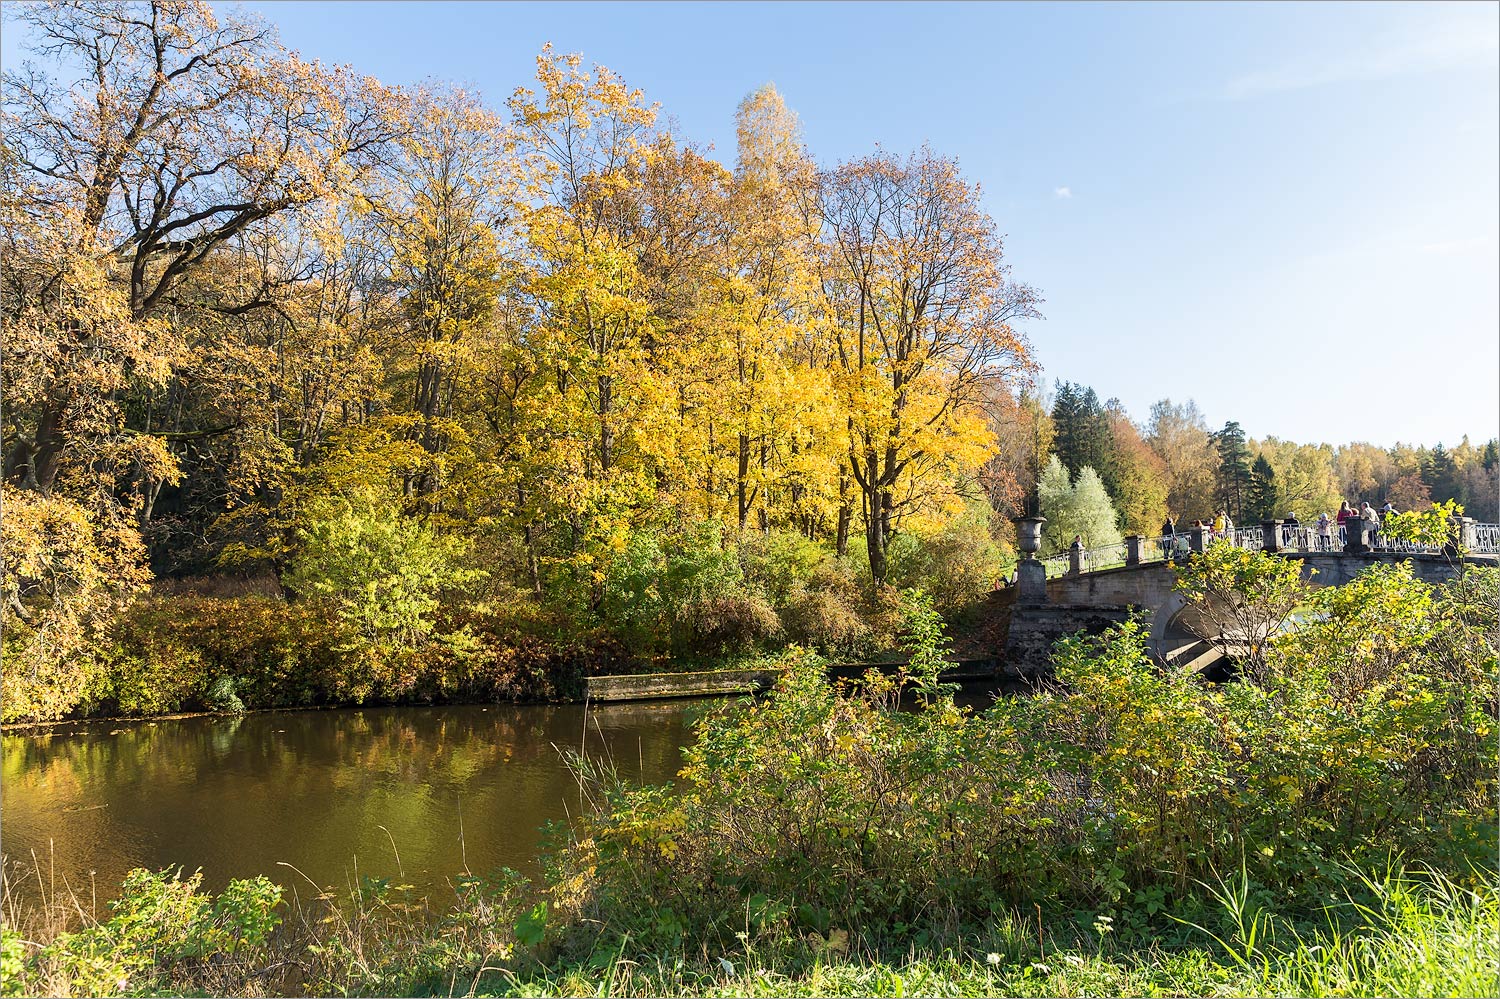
[1138,535,1171,564]
[1082,541,1131,573]
[1039,552,1072,579]
[1167,533,1193,559]
[1280,525,1339,552]
[1370,534,1438,555]
[1233,526,1263,549]
[1051,521,1499,582]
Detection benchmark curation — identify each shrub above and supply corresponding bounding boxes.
[10,869,281,997]
[780,561,871,655]
[283,490,484,648]
[602,522,785,660]
[542,563,1497,954]
[1173,539,1307,683]
[100,595,350,714]
[741,530,829,606]
[885,502,1012,615]
[0,488,146,723]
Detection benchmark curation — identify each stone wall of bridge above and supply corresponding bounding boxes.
[1004,551,1490,676]
[1043,552,1479,608]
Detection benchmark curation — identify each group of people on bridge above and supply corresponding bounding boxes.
[1160,500,1399,557]
[1159,511,1239,557]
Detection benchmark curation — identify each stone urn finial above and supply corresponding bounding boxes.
[1014,515,1046,560]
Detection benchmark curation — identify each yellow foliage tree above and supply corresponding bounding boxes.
[818,148,1038,583]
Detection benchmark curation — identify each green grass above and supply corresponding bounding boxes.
[5,858,1496,998]
[476,876,1499,998]
[17,865,1494,998]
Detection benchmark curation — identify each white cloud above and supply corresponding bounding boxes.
[1053,186,1072,199]
[1417,236,1491,256]
[1223,12,1497,100]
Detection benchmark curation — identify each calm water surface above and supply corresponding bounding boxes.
[3,701,703,901]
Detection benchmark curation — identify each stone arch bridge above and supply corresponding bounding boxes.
[1001,518,1499,676]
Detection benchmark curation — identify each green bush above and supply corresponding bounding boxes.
[9,869,281,997]
[283,490,484,648]
[602,523,785,660]
[885,502,1012,615]
[780,560,872,655]
[741,529,832,606]
[543,564,1497,953]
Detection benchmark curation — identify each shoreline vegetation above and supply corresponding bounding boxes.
[2,562,1010,728]
[4,854,1494,998]
[5,548,1497,998]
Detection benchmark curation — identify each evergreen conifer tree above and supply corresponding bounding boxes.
[1211,421,1253,521]
[1051,381,1113,482]
[1423,443,1461,503]
[1248,454,1278,522]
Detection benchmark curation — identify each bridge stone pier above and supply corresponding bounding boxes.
[1001,516,1498,677]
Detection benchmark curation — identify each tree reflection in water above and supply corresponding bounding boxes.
[3,701,699,903]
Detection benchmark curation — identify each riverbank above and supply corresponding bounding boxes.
[3,582,1012,726]
[5,858,1494,998]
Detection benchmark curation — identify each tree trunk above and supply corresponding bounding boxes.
[864,506,888,585]
[737,432,749,529]
[598,373,613,474]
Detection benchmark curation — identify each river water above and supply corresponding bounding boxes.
[2,701,703,902]
[5,684,1005,905]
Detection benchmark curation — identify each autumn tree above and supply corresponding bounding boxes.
[979,382,1054,519]
[376,85,514,502]
[818,147,1038,584]
[714,84,834,534]
[505,46,663,599]
[1254,437,1339,520]
[1333,441,1396,504]
[1,0,394,705]
[1460,440,1499,521]
[1103,399,1167,534]
[2,0,392,497]
[1386,472,1433,512]
[1146,398,1217,521]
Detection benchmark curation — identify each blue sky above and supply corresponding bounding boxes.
[5,2,1496,448]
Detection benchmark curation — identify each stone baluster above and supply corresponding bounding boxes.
[1261,520,1282,553]
[1068,538,1084,576]
[1125,534,1142,566]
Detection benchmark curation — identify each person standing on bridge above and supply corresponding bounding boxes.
[1162,515,1176,560]
[1361,501,1380,545]
[1317,512,1333,551]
